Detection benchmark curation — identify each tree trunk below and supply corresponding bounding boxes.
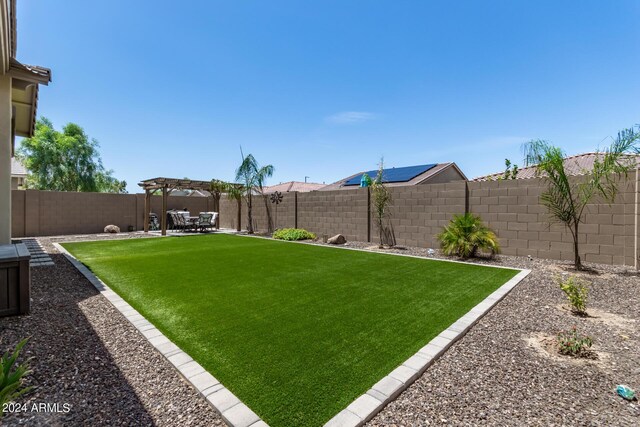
[573,222,583,270]
[246,194,253,233]
[236,199,241,231]
[263,195,274,233]
[213,196,220,229]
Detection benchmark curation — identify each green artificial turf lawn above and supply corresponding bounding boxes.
[63,234,518,426]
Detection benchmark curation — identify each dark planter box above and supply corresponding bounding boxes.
[0,243,31,317]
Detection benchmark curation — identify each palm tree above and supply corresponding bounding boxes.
[209,179,227,229]
[235,153,274,234]
[522,125,639,270]
[438,213,500,258]
[225,183,244,232]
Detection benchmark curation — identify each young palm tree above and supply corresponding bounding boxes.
[438,213,500,258]
[225,183,244,232]
[209,179,227,229]
[523,126,639,270]
[235,153,274,234]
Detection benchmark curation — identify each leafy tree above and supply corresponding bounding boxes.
[235,152,274,234]
[438,213,500,258]
[523,125,639,270]
[501,159,518,180]
[370,159,395,248]
[17,117,126,193]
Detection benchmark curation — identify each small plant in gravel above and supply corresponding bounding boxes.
[272,228,316,241]
[1,338,33,414]
[557,326,594,357]
[437,213,500,258]
[558,275,588,315]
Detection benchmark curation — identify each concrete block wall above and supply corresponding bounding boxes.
[297,188,369,242]
[384,182,466,248]
[10,173,640,267]
[11,190,212,237]
[467,176,637,267]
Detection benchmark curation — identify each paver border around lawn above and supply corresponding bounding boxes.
[53,237,530,427]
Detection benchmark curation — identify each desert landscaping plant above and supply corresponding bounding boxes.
[438,213,500,258]
[557,326,593,357]
[0,338,33,414]
[235,151,274,234]
[272,228,316,241]
[558,275,589,315]
[523,125,640,270]
[370,159,395,248]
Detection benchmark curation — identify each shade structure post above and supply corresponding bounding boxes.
[144,189,150,233]
[161,185,168,236]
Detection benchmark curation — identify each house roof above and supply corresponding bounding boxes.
[10,156,26,176]
[1,0,51,142]
[320,162,467,191]
[473,152,640,181]
[262,181,325,193]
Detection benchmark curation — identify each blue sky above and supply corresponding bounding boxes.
[17,0,640,192]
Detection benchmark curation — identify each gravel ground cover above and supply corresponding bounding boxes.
[1,233,225,426]
[310,241,639,426]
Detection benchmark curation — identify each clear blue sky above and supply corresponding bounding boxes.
[16,0,640,193]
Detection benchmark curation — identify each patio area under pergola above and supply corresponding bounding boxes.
[138,177,213,236]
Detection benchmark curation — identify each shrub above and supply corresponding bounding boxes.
[558,275,588,314]
[272,228,316,241]
[1,338,33,414]
[437,213,500,258]
[557,326,593,357]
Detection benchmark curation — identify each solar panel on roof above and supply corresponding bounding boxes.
[343,164,437,186]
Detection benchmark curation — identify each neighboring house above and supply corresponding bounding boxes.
[0,0,51,244]
[473,152,640,181]
[320,162,467,191]
[11,156,26,189]
[262,181,325,193]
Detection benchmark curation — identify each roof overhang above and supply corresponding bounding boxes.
[9,58,51,145]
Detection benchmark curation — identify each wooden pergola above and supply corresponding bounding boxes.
[138,177,212,236]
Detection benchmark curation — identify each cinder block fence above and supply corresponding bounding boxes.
[11,174,640,268]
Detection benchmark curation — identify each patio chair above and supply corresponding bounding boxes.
[196,213,213,232]
[149,213,160,231]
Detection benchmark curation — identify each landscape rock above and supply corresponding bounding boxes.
[328,234,347,245]
[104,225,120,234]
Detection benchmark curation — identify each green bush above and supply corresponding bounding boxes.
[437,213,500,258]
[1,338,33,414]
[558,275,588,314]
[557,326,593,357]
[272,228,316,241]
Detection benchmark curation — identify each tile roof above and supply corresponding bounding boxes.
[473,152,640,181]
[262,181,325,193]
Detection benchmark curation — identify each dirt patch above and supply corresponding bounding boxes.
[557,304,637,331]
[526,332,609,367]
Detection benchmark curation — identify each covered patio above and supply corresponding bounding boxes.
[138,177,214,236]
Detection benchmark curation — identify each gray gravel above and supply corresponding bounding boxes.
[1,234,225,426]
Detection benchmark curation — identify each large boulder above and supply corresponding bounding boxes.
[104,225,120,234]
[327,234,346,245]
